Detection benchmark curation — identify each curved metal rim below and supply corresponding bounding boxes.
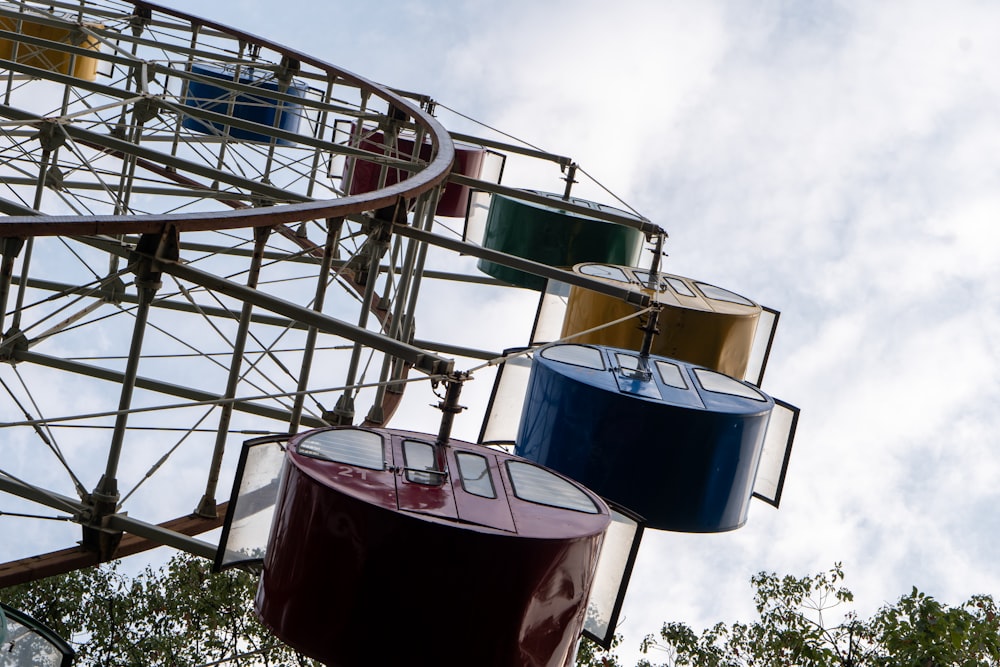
[0,0,456,237]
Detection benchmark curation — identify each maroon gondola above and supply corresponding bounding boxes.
[344,125,487,217]
[240,426,625,667]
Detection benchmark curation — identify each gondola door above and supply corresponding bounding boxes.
[391,436,459,520]
[447,446,516,533]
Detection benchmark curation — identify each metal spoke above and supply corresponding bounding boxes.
[0,372,85,496]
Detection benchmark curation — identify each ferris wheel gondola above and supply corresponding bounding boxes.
[213,425,643,667]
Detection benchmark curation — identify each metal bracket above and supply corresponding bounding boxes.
[0,327,27,363]
[129,6,152,37]
[31,121,67,152]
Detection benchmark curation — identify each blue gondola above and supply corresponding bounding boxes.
[514,344,797,532]
[182,63,305,145]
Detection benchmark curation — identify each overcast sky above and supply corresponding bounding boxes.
[7,1,1000,663]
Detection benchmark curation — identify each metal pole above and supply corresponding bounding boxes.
[83,226,176,558]
[7,122,62,335]
[196,224,271,518]
[365,188,438,424]
[435,372,467,446]
[561,162,578,200]
[639,233,666,358]
[12,348,328,428]
[389,187,442,394]
[0,237,25,335]
[328,222,388,424]
[305,77,336,200]
[289,217,343,432]
[391,223,651,308]
[92,249,160,503]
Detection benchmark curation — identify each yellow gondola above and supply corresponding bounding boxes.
[0,13,102,81]
[561,263,762,379]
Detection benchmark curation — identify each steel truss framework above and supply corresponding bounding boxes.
[0,0,661,585]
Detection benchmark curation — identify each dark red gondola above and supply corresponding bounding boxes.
[216,426,641,667]
[344,125,488,217]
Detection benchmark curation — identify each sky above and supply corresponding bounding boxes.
[4,0,1000,664]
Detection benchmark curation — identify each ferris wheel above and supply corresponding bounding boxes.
[0,2,798,665]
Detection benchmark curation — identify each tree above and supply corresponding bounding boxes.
[637,564,1000,667]
[577,632,624,667]
[0,553,318,666]
[7,559,997,667]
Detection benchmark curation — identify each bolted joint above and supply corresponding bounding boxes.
[278,55,301,83]
[385,104,408,128]
[1,237,25,259]
[70,24,93,47]
[31,121,67,152]
[0,327,27,363]
[366,216,395,244]
[100,276,127,305]
[132,96,160,125]
[322,394,356,426]
[195,494,218,520]
[44,165,65,191]
[131,225,180,288]
[129,6,152,37]
[561,162,578,200]
[364,403,385,426]
[435,372,469,445]
[372,196,409,229]
[81,477,124,561]
[128,252,163,292]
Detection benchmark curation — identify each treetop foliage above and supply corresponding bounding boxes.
[3,557,996,667]
[1,554,317,666]
[579,564,1000,667]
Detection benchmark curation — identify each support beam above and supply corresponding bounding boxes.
[447,174,661,233]
[197,226,271,518]
[7,277,503,361]
[290,219,342,431]
[157,257,454,376]
[0,197,41,216]
[0,103,309,205]
[391,223,653,308]
[0,504,227,588]
[106,513,217,560]
[11,349,328,428]
[0,474,85,517]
